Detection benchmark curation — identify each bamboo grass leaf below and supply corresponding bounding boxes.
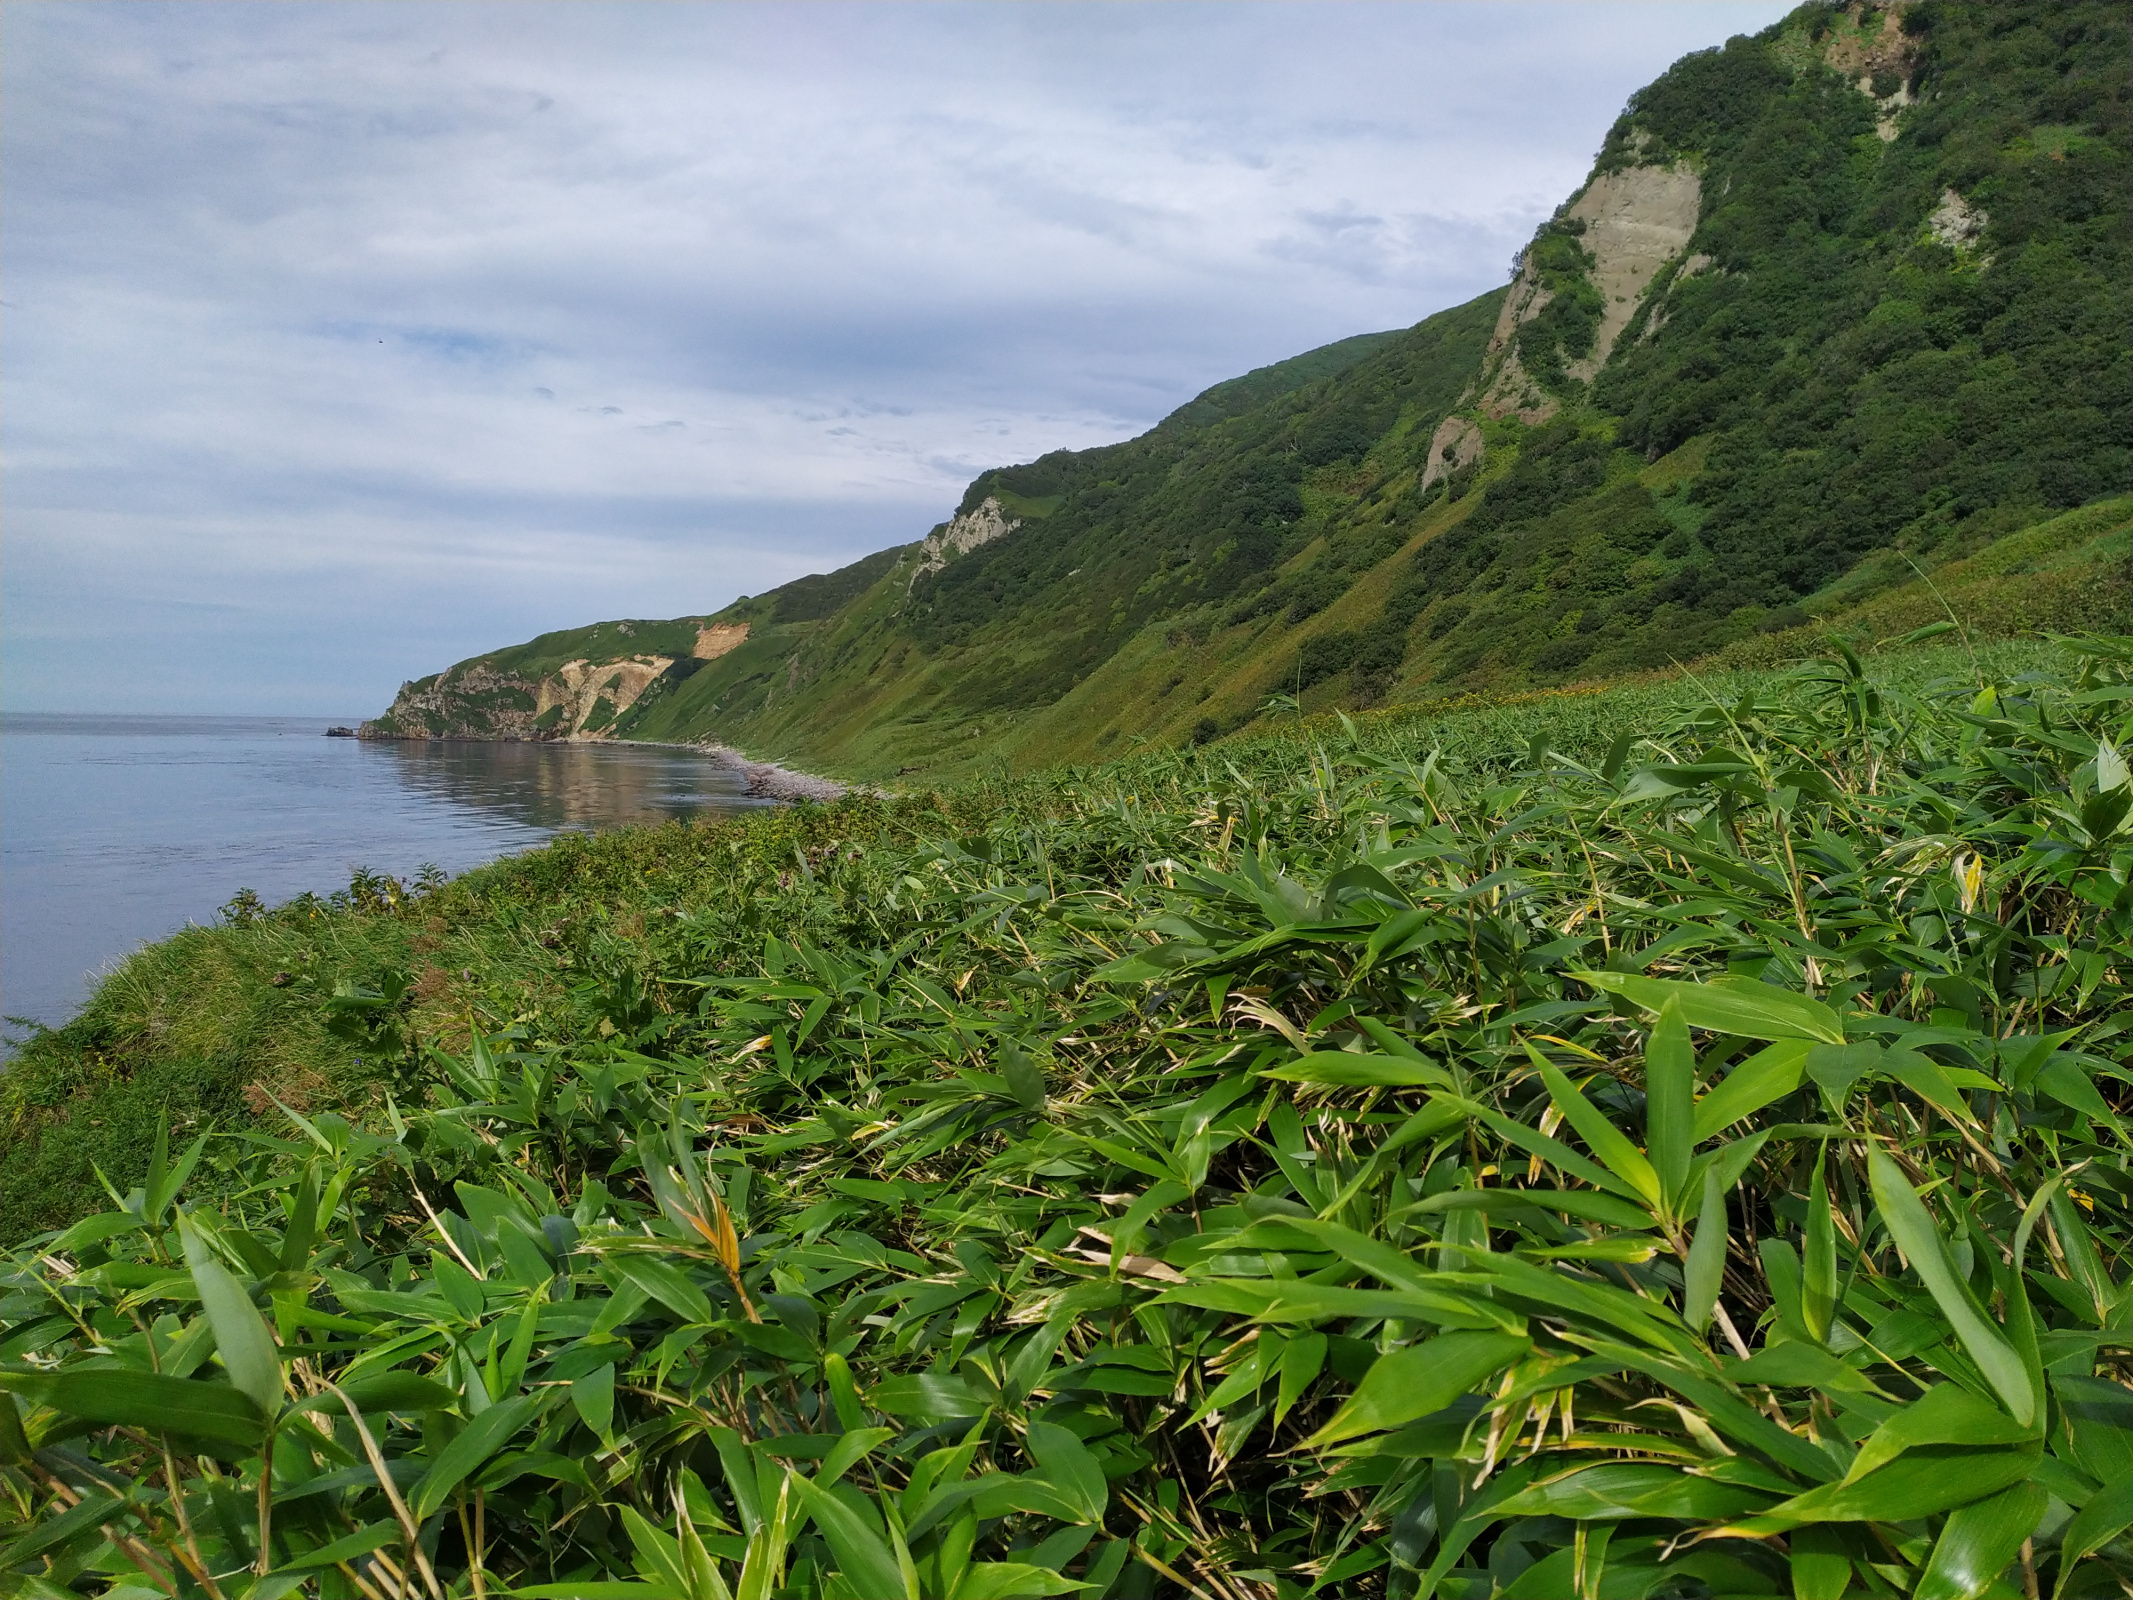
[1305,1330,1530,1447]
[790,1471,917,1600]
[1573,971,1844,1044]
[0,1368,265,1449]
[410,1389,549,1518]
[1524,1045,1662,1210]
[1802,1145,1837,1344]
[1644,999,1695,1213]
[177,1213,284,1415]
[2053,1479,2133,1598]
[1692,1040,1810,1140]
[1915,1480,2048,1600]
[1681,1168,1727,1334]
[1866,1150,2035,1428]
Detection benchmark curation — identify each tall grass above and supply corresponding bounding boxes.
[2,635,2126,1598]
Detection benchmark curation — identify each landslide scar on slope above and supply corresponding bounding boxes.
[694,623,751,660]
[1477,163,1703,422]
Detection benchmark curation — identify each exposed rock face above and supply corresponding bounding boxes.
[1477,267,1556,423]
[537,657,676,737]
[1561,166,1704,383]
[1929,188,1988,253]
[693,622,751,660]
[1814,1,1918,138]
[1476,163,1703,422]
[910,496,1019,588]
[1419,415,1484,491]
[362,665,544,741]
[362,655,678,741]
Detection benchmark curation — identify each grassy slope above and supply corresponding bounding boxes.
[620,305,1497,773]
[4,632,2129,1597]
[0,633,2084,1243]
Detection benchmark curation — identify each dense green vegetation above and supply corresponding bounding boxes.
[6,634,2130,1596]
[363,1,2127,781]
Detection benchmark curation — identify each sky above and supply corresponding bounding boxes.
[2,1,1791,715]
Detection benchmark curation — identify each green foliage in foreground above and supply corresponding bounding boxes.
[4,639,2131,1598]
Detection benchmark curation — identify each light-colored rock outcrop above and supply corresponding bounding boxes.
[1476,163,1703,421]
[1928,188,1988,253]
[910,496,1019,588]
[1562,166,1704,383]
[694,622,751,660]
[1419,415,1484,491]
[538,656,676,738]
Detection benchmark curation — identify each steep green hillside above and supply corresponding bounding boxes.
[367,0,2129,778]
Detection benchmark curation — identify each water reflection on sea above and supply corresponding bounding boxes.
[0,715,769,1035]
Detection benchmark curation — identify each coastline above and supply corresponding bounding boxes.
[642,738,852,804]
[355,725,855,804]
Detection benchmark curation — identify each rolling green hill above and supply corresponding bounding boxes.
[365,0,2130,779]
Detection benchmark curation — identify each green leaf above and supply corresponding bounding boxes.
[1693,1040,1811,1140]
[0,1367,264,1448]
[1573,971,1844,1044]
[297,1370,460,1416]
[1843,1383,2035,1485]
[790,1472,913,1600]
[572,1363,617,1439]
[410,1389,548,1518]
[281,1522,401,1572]
[1305,1330,1529,1447]
[0,1490,124,1567]
[1526,1046,1661,1210]
[1786,1526,1854,1600]
[999,1041,1046,1112]
[816,1427,895,1489]
[1742,1445,2039,1530]
[1805,1042,1881,1115]
[1258,1052,1452,1089]
[2054,1478,2133,1599]
[1154,1278,1518,1332]
[1866,1149,2034,1428]
[606,1253,719,1326]
[1724,1343,1878,1394]
[178,1214,284,1415]
[1681,1168,1727,1334]
[869,1373,987,1421]
[1916,1480,2047,1600]
[1881,1048,1975,1122]
[0,1392,29,1464]
[623,1505,690,1596]
[1488,1461,1769,1522]
[952,1563,1089,1598]
[1801,1145,1836,1345]
[1644,999,1695,1212]
[824,1351,866,1431]
[1275,1332,1327,1429]
[1026,1421,1107,1523]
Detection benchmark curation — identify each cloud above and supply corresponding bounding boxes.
[2,0,1791,712]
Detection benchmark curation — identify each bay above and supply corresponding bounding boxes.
[0,714,768,1036]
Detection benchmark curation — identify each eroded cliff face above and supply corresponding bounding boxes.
[362,653,685,741]
[1477,162,1704,422]
[909,497,1019,588]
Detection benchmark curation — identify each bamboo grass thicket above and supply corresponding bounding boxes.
[1,637,2129,1598]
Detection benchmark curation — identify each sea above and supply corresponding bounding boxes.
[0,714,770,1039]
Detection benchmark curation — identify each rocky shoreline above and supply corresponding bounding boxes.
[666,740,850,804]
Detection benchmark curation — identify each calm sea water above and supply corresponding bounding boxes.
[0,715,769,1035]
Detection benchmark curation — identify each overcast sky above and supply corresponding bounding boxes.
[2,1,1789,714]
